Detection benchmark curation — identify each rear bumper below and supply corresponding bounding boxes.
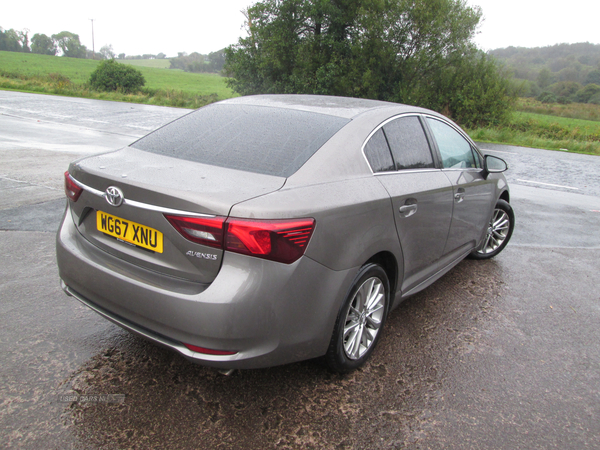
[56,210,354,369]
[61,280,208,360]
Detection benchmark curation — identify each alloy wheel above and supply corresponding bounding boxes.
[342,277,385,360]
[478,207,511,255]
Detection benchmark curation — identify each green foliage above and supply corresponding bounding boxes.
[31,33,57,56]
[89,59,146,93]
[224,0,512,127]
[47,72,72,89]
[490,43,600,104]
[170,50,227,73]
[0,27,30,52]
[98,44,115,60]
[537,91,557,103]
[52,31,86,58]
[536,67,554,89]
[516,79,541,98]
[589,93,600,105]
[575,84,600,103]
[586,69,600,86]
[414,48,514,127]
[548,81,582,101]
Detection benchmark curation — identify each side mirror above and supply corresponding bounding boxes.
[483,155,508,176]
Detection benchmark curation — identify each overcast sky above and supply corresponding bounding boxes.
[3,0,599,57]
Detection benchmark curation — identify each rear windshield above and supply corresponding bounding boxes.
[131,104,350,177]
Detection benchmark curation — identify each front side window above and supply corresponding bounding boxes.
[426,118,478,169]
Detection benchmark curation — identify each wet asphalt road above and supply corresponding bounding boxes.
[1,91,599,449]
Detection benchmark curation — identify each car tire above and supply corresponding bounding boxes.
[469,199,514,260]
[325,263,390,373]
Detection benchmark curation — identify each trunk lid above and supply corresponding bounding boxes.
[67,147,286,284]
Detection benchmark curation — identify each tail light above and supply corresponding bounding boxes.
[165,215,315,264]
[226,218,315,264]
[164,215,225,249]
[64,171,83,202]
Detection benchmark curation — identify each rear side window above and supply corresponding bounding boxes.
[383,116,434,170]
[364,128,395,173]
[132,104,350,177]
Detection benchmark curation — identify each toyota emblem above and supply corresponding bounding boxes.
[105,186,124,207]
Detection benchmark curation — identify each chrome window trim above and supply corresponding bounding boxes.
[69,175,215,218]
[374,168,440,176]
[440,168,482,172]
[422,114,477,147]
[361,112,424,175]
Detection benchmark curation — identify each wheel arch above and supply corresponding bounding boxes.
[499,189,510,203]
[366,251,399,299]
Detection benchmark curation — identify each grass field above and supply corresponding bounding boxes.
[0,51,99,84]
[468,110,600,155]
[119,59,172,69]
[516,97,600,122]
[0,51,234,101]
[468,98,600,155]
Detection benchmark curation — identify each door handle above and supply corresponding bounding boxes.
[399,203,418,218]
[454,187,465,203]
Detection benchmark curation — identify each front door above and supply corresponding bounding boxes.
[425,117,495,261]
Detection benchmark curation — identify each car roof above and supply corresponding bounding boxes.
[220,94,430,120]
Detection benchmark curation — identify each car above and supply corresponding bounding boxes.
[56,94,513,372]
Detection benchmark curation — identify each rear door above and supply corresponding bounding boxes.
[424,117,495,261]
[364,115,454,293]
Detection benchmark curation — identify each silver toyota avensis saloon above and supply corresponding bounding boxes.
[57,95,514,372]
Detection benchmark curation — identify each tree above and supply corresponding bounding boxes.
[575,84,600,103]
[0,27,30,52]
[31,33,57,56]
[586,69,600,86]
[548,81,582,99]
[89,59,145,93]
[99,44,115,60]
[224,0,512,127]
[170,50,226,73]
[208,49,226,72]
[415,48,514,126]
[537,67,554,89]
[52,31,86,58]
[537,91,557,103]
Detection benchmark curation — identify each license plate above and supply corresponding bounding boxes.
[97,211,163,253]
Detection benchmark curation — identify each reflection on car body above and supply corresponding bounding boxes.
[57,95,513,372]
